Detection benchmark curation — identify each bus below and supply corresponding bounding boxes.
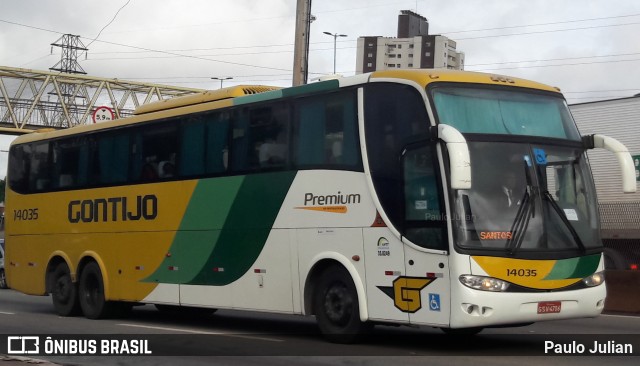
[5,69,637,343]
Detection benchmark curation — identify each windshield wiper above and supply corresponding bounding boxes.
[542,190,586,252]
[506,159,536,255]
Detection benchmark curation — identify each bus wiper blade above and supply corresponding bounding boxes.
[506,160,536,255]
[506,190,533,255]
[543,191,586,252]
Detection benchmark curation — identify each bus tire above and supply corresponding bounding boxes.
[0,269,8,289]
[313,265,371,343]
[78,262,114,319]
[50,262,81,316]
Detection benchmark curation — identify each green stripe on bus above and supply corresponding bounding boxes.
[143,176,244,283]
[234,89,284,105]
[187,171,297,285]
[543,254,600,280]
[568,254,600,278]
[144,172,295,285]
[282,79,339,98]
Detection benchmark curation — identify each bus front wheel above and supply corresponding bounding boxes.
[50,262,81,316]
[313,265,371,343]
[78,262,114,319]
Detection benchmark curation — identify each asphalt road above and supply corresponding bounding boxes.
[1,289,639,365]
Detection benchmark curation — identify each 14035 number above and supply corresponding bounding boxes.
[14,208,39,221]
[506,268,537,277]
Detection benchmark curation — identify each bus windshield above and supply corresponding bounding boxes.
[452,141,601,254]
[432,86,581,141]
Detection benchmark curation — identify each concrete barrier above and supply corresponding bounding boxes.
[604,270,640,314]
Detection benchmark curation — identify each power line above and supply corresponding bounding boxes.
[441,12,640,34]
[81,37,295,72]
[85,0,132,49]
[454,21,640,41]
[468,57,640,72]
[0,18,295,73]
[564,89,640,94]
[83,46,353,61]
[465,52,640,67]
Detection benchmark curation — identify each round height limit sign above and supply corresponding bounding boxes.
[92,106,115,123]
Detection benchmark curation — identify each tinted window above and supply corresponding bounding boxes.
[432,87,580,140]
[52,137,90,189]
[364,83,430,227]
[232,103,289,172]
[180,111,231,177]
[28,142,51,192]
[294,90,360,168]
[8,144,30,193]
[95,132,130,185]
[131,123,178,182]
[365,83,446,249]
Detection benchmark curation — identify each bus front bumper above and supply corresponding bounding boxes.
[449,283,606,329]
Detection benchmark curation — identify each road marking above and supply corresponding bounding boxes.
[0,311,16,315]
[117,323,283,342]
[601,314,640,319]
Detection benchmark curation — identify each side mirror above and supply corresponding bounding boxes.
[438,124,471,190]
[583,134,636,193]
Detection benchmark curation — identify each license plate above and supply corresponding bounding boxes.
[537,301,562,314]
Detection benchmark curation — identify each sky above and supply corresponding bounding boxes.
[1,0,640,177]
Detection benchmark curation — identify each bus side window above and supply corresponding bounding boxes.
[180,116,206,177]
[51,137,90,189]
[294,89,359,169]
[96,132,130,185]
[131,122,178,182]
[232,103,289,172]
[28,142,51,192]
[231,109,251,171]
[8,145,31,194]
[206,112,231,174]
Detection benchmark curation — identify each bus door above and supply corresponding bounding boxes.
[363,228,409,323]
[403,245,450,326]
[401,143,450,326]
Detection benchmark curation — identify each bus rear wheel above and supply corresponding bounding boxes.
[78,262,114,319]
[313,265,371,343]
[50,262,80,316]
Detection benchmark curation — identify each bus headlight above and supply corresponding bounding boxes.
[582,271,605,287]
[459,275,510,292]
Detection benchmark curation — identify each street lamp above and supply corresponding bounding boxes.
[323,31,347,75]
[211,77,233,89]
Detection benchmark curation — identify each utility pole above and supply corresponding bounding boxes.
[292,0,312,86]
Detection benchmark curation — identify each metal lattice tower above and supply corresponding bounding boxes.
[49,34,88,75]
[49,34,89,127]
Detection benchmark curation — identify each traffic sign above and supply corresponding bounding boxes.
[633,154,640,182]
[92,106,115,123]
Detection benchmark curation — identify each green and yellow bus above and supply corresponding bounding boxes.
[5,69,636,342]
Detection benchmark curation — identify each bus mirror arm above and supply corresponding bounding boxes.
[583,134,636,193]
[438,124,472,190]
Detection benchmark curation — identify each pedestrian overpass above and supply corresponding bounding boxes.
[0,65,206,135]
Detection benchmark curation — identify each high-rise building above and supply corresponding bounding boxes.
[356,10,464,74]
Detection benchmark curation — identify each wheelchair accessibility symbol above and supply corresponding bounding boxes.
[429,293,441,311]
